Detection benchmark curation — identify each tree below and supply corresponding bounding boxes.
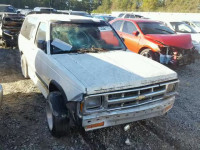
[141,0,158,11]
[93,0,112,13]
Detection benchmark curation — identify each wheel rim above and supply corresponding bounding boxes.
[21,59,25,76]
[46,102,53,131]
[142,51,152,59]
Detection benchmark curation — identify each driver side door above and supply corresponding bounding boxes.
[121,21,141,53]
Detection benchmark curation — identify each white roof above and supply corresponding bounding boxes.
[27,14,100,22]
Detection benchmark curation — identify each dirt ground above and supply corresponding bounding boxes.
[0,48,200,150]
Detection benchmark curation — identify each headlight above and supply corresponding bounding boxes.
[85,96,102,110]
[166,83,177,93]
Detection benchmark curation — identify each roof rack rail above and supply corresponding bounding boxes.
[27,11,69,15]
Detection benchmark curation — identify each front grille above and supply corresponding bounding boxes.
[106,85,166,110]
[83,80,179,114]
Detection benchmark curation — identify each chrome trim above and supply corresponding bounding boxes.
[82,79,179,114]
[107,90,165,105]
[85,84,160,98]
[160,80,179,86]
[83,96,175,131]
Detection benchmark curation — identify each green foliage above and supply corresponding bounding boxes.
[94,0,200,13]
[93,0,112,13]
[3,0,200,13]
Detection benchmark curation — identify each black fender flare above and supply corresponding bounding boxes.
[49,80,68,103]
[49,80,80,126]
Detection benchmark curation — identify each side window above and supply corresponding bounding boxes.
[35,22,47,52]
[130,15,135,18]
[21,17,37,40]
[111,20,123,31]
[122,21,137,34]
[118,13,124,17]
[124,14,130,18]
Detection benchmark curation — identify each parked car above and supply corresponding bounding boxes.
[17,8,32,16]
[93,15,116,22]
[0,4,24,48]
[110,18,197,66]
[183,20,200,33]
[33,7,57,13]
[0,84,2,105]
[58,10,92,17]
[19,14,179,137]
[163,20,200,54]
[118,13,145,19]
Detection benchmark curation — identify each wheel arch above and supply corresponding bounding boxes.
[49,80,68,103]
[138,47,152,54]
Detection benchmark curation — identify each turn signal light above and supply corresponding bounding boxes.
[86,122,104,129]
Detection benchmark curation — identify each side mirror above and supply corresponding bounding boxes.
[133,31,139,36]
[37,40,47,53]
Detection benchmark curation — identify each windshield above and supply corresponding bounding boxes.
[103,16,116,22]
[50,22,126,54]
[137,22,175,34]
[193,21,200,28]
[40,9,56,13]
[70,12,89,16]
[170,22,197,33]
[0,5,16,13]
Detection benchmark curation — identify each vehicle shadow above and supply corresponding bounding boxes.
[0,48,24,84]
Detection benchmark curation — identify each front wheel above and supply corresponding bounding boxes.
[140,49,155,60]
[46,91,70,137]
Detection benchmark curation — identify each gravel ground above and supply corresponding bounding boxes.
[0,48,200,150]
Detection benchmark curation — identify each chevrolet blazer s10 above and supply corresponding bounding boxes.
[18,14,179,137]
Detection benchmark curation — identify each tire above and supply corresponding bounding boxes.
[46,91,70,137]
[21,54,29,79]
[140,49,155,60]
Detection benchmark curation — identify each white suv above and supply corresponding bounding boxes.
[18,14,178,137]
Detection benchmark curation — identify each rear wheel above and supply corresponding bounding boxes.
[21,54,29,79]
[46,91,70,137]
[140,49,155,60]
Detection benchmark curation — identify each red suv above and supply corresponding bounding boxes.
[110,18,197,66]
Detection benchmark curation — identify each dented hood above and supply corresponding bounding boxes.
[53,51,177,95]
[144,34,193,49]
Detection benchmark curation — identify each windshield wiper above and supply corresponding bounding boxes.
[91,47,107,52]
[74,47,107,54]
[53,47,108,54]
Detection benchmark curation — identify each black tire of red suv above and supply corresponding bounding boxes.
[140,49,156,60]
[46,91,70,137]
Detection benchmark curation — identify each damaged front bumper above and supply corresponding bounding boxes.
[0,13,24,47]
[82,96,175,131]
[159,46,197,66]
[1,30,18,47]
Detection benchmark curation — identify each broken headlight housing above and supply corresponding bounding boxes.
[166,83,178,93]
[85,96,102,110]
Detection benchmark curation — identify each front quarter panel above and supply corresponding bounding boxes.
[138,36,160,53]
[46,55,86,102]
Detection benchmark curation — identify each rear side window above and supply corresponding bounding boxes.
[21,17,37,40]
[111,20,123,31]
[124,14,130,18]
[122,21,137,34]
[118,13,124,17]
